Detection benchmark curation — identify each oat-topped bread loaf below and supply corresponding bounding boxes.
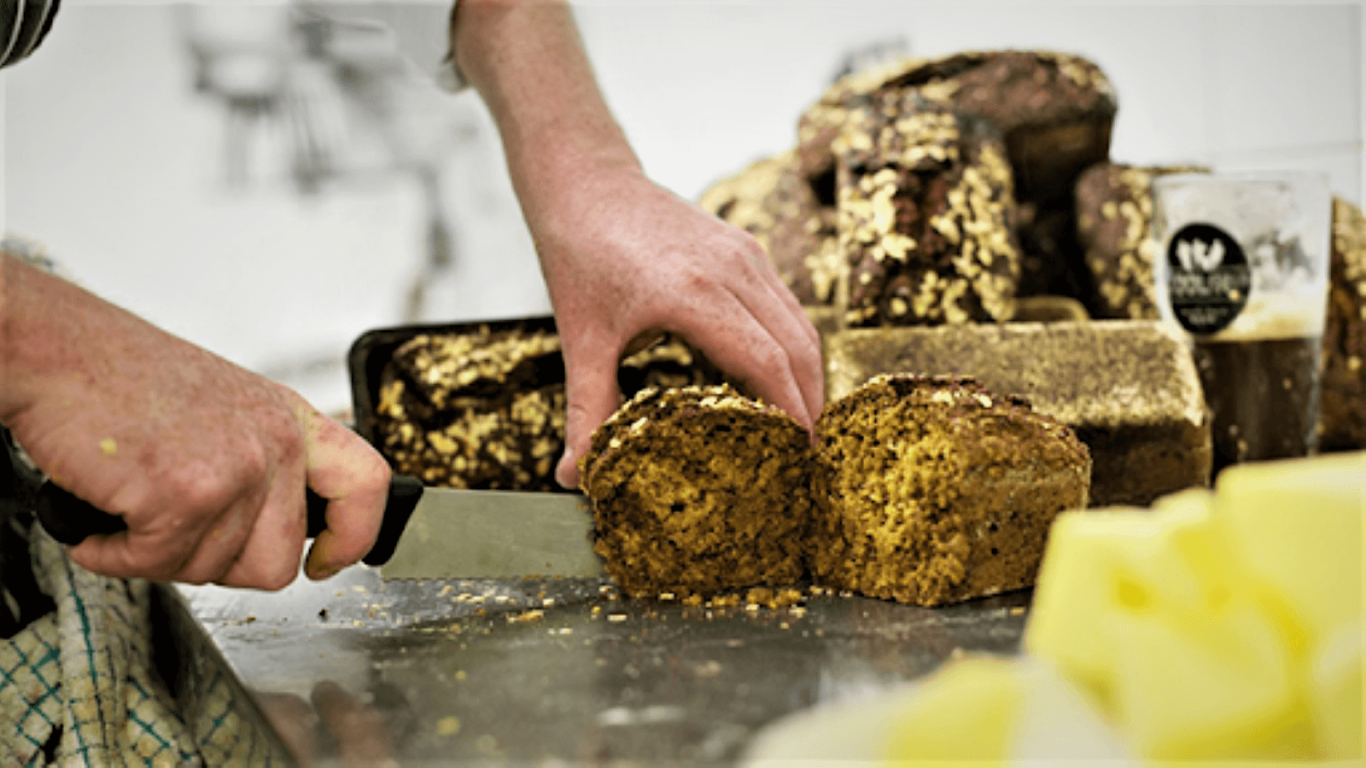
[799,50,1116,301]
[375,326,722,491]
[811,374,1090,607]
[1320,197,1366,451]
[836,95,1020,326]
[376,325,567,490]
[1074,162,1208,319]
[579,384,814,598]
[698,150,842,306]
[799,50,1115,200]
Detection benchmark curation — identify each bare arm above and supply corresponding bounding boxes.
[452,0,824,488]
[0,253,389,588]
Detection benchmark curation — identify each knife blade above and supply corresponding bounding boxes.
[36,474,604,580]
[364,484,604,580]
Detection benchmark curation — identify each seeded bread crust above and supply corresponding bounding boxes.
[798,49,1116,194]
[811,374,1091,606]
[375,328,722,491]
[836,96,1020,326]
[798,49,1115,304]
[579,385,815,598]
[698,151,842,306]
[1074,162,1209,319]
[376,328,567,490]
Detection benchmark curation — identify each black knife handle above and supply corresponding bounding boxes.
[37,473,425,567]
[36,481,127,545]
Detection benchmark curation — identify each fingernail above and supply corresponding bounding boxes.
[305,550,338,581]
[555,448,576,489]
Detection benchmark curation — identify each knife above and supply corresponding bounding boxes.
[35,475,605,580]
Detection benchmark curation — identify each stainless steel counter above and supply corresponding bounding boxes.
[176,567,1031,766]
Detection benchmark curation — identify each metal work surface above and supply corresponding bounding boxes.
[179,567,1030,766]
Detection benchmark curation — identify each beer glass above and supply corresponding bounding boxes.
[1151,172,1332,476]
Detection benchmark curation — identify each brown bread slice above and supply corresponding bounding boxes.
[579,385,814,598]
[811,374,1091,606]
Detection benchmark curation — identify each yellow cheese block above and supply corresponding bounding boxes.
[1308,623,1364,760]
[739,656,1131,766]
[1023,451,1366,761]
[1023,490,1233,709]
[1105,591,1309,760]
[1214,452,1364,654]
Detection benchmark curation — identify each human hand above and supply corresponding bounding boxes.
[257,682,398,768]
[450,0,823,489]
[529,164,825,488]
[0,259,389,589]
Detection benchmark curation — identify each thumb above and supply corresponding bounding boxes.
[556,339,623,490]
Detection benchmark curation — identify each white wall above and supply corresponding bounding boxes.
[4,0,1362,415]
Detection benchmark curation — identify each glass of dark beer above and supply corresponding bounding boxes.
[1151,172,1332,477]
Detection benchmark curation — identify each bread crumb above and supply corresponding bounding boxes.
[437,716,461,736]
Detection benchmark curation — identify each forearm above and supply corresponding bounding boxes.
[0,253,77,423]
[1,253,151,426]
[451,0,643,231]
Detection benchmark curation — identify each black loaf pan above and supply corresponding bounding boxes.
[345,315,561,452]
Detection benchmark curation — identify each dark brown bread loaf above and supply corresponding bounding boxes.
[836,96,1020,327]
[799,49,1116,201]
[375,328,722,491]
[824,321,1213,507]
[698,151,842,306]
[1074,162,1208,319]
[375,326,566,490]
[1320,197,1366,451]
[798,50,1116,301]
[578,385,814,598]
[810,374,1091,607]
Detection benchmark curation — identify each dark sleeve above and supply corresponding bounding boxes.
[0,0,60,69]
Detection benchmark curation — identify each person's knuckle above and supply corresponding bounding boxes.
[128,548,187,582]
[734,230,767,260]
[363,444,393,486]
[257,566,296,592]
[234,558,298,591]
[680,267,717,295]
[751,338,791,381]
[164,467,235,516]
[176,569,215,587]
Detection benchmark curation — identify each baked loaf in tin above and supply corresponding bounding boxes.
[374,327,723,491]
[376,325,566,491]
